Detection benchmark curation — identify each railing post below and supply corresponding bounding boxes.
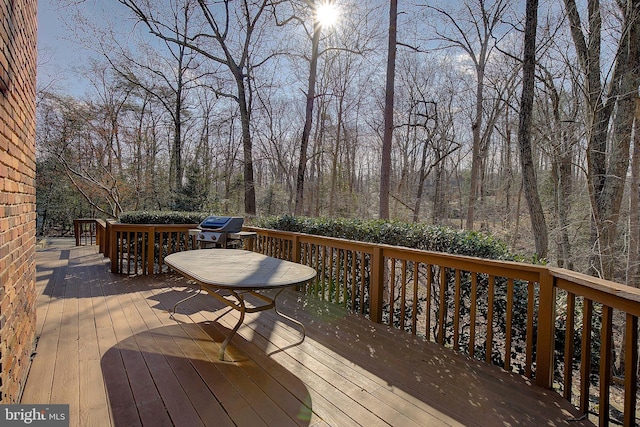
[98,220,107,255]
[147,227,155,274]
[95,220,101,250]
[109,224,118,273]
[104,220,111,259]
[370,247,385,323]
[535,270,556,388]
[73,219,80,246]
[292,234,301,263]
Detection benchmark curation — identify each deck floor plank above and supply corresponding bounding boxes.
[149,285,306,427]
[162,285,363,427]
[74,247,112,426]
[49,255,80,426]
[21,239,593,427]
[99,270,175,427]
[203,291,465,426]
[124,277,234,427]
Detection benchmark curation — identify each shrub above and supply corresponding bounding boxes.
[254,215,524,262]
[119,210,209,225]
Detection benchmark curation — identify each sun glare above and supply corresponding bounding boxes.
[316,2,339,28]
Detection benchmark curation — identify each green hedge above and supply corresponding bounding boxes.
[255,215,530,262]
[119,210,209,225]
[118,212,530,263]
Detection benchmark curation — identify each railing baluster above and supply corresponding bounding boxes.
[126,231,132,275]
[412,262,418,335]
[330,247,336,303]
[359,251,366,315]
[505,277,514,371]
[343,250,349,307]
[350,251,357,311]
[133,231,139,274]
[624,314,638,427]
[314,244,321,297]
[438,267,446,346]
[146,228,154,274]
[469,272,477,357]
[321,246,327,301]
[370,247,384,323]
[425,264,432,341]
[579,298,593,415]
[118,231,125,274]
[564,292,576,400]
[400,260,407,331]
[389,258,396,327]
[454,269,461,350]
[334,248,340,304]
[487,275,495,364]
[525,280,535,378]
[599,305,613,426]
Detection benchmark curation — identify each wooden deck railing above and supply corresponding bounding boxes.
[94,220,199,275]
[246,226,639,426]
[81,219,639,425]
[73,218,99,246]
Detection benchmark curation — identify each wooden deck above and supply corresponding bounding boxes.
[20,238,592,426]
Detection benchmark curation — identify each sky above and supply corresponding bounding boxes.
[37,0,84,94]
[37,0,121,96]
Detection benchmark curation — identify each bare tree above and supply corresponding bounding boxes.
[425,0,512,230]
[517,0,548,258]
[563,0,640,278]
[115,0,283,216]
[38,90,127,218]
[629,96,640,286]
[107,1,201,200]
[294,1,323,216]
[379,0,398,220]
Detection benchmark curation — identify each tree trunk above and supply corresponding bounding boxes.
[557,122,574,269]
[413,139,429,223]
[629,97,640,286]
[329,96,345,216]
[294,18,321,216]
[465,65,484,230]
[236,73,257,216]
[518,0,548,258]
[379,0,397,220]
[563,0,638,278]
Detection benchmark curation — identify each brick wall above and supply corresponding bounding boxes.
[0,0,38,403]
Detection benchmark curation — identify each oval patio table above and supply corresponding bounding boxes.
[164,249,317,361]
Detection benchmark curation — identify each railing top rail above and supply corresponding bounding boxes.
[382,245,545,282]
[550,267,640,315]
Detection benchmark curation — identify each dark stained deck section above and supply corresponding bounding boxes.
[21,238,592,426]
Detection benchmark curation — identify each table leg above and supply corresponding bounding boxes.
[170,284,202,318]
[273,288,306,340]
[219,290,246,361]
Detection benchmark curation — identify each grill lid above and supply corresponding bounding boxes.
[198,216,244,232]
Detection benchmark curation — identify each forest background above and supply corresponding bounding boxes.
[35,0,640,285]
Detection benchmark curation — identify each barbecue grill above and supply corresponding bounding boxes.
[196,216,244,248]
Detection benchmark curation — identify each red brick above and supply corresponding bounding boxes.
[0,0,37,404]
